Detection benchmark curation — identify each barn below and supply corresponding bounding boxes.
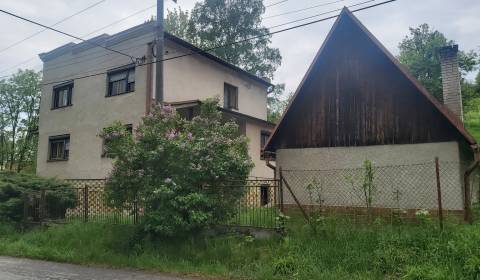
[264,8,479,219]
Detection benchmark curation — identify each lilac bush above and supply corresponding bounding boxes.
[100,99,253,236]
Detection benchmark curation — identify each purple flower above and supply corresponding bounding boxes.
[187,132,193,140]
[165,129,177,140]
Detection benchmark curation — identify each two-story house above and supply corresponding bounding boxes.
[36,20,275,180]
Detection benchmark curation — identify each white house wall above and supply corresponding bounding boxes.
[37,31,270,179]
[276,142,467,210]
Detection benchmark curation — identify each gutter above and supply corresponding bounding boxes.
[464,144,480,224]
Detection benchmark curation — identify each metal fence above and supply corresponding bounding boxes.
[23,179,282,230]
[279,159,479,226]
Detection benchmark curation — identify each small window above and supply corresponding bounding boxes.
[52,83,73,109]
[107,67,135,96]
[49,135,70,161]
[102,124,133,157]
[260,131,271,160]
[224,83,238,110]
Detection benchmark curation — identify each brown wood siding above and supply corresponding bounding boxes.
[271,14,463,149]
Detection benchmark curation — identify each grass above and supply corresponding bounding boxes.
[465,101,480,141]
[1,211,480,279]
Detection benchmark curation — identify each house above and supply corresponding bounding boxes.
[36,20,275,181]
[264,8,479,215]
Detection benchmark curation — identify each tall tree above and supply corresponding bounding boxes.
[165,0,282,81]
[398,23,478,102]
[0,70,41,172]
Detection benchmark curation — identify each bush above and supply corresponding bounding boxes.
[0,172,76,222]
[101,99,253,236]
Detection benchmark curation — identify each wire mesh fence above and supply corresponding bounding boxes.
[280,160,476,225]
[23,179,281,230]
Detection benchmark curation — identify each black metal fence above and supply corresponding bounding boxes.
[23,179,282,230]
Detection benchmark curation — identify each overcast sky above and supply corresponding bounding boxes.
[0,0,479,94]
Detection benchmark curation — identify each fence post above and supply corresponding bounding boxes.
[435,157,444,231]
[279,167,284,213]
[281,174,316,233]
[463,161,478,224]
[83,185,89,223]
[39,190,46,223]
[22,193,28,224]
[133,199,138,225]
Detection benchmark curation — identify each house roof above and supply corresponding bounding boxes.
[38,21,273,88]
[264,7,476,152]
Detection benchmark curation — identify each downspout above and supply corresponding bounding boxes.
[265,151,276,179]
[145,42,154,115]
[464,144,480,224]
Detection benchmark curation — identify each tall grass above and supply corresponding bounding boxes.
[0,216,479,279]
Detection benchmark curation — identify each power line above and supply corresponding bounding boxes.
[0,4,156,76]
[0,9,137,61]
[263,0,346,19]
[265,0,289,8]
[40,0,397,87]
[0,0,107,55]
[267,0,375,29]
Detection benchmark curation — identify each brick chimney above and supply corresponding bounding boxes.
[439,44,464,121]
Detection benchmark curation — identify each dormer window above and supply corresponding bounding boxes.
[107,67,135,97]
[224,83,238,110]
[52,83,73,109]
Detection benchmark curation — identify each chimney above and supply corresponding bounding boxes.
[439,44,464,121]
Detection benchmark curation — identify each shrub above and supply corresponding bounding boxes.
[101,99,253,236]
[0,172,76,222]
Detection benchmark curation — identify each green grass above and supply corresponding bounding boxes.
[465,102,480,141]
[1,211,480,279]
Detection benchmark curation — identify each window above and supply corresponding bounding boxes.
[224,83,238,110]
[102,124,132,157]
[49,135,70,161]
[52,83,73,109]
[260,131,271,160]
[107,67,135,96]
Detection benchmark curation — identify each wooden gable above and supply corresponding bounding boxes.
[265,8,475,152]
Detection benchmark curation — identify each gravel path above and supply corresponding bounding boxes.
[0,256,199,280]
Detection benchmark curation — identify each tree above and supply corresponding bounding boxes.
[0,70,41,172]
[398,24,478,102]
[267,83,292,123]
[165,0,282,81]
[101,99,253,236]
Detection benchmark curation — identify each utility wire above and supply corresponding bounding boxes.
[34,0,373,75]
[263,0,345,19]
[0,0,107,55]
[268,0,375,29]
[40,0,397,86]
[0,8,137,61]
[0,4,156,75]
[265,0,289,8]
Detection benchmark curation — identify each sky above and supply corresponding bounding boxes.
[0,0,479,94]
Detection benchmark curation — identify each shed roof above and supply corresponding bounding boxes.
[265,7,476,152]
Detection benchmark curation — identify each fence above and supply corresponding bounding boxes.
[279,159,480,226]
[23,179,282,230]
